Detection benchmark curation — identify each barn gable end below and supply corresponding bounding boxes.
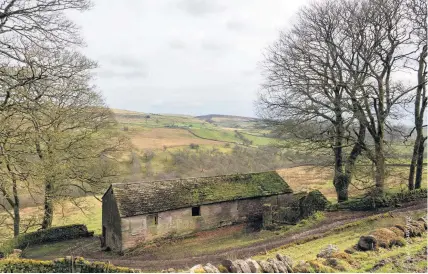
[102,186,122,251]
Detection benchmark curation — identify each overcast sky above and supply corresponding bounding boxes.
[70,0,308,117]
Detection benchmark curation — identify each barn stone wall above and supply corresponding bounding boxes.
[102,187,123,251]
[120,193,292,251]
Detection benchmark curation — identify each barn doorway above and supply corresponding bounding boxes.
[192,206,201,216]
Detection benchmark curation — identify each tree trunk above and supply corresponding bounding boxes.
[415,137,426,189]
[332,108,346,202]
[5,162,20,237]
[374,140,385,192]
[414,45,427,190]
[408,134,420,190]
[41,181,54,229]
[338,123,366,203]
[334,173,349,202]
[12,178,20,237]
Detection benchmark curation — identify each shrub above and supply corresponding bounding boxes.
[189,143,199,149]
[333,188,427,211]
[0,257,140,273]
[0,224,93,256]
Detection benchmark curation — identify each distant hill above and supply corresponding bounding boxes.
[196,114,257,121]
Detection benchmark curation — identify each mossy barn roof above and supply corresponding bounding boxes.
[107,171,292,218]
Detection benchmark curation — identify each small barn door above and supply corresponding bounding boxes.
[101,226,106,247]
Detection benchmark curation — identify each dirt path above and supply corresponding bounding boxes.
[27,199,427,271]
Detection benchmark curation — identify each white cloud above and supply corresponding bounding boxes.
[69,0,309,116]
[176,0,226,16]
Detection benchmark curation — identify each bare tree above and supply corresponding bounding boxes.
[337,0,420,192]
[0,109,29,236]
[258,0,366,202]
[407,0,427,190]
[18,55,127,228]
[0,0,91,110]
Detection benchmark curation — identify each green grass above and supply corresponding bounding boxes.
[241,132,278,146]
[52,197,102,235]
[253,210,427,263]
[354,238,427,272]
[189,128,241,143]
[0,196,102,244]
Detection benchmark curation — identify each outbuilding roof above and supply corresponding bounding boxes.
[106,171,292,218]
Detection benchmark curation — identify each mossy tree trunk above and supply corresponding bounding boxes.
[41,180,54,229]
[12,178,20,237]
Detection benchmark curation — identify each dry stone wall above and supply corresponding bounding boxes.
[188,254,294,273]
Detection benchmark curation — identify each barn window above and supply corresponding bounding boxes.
[192,206,201,216]
[149,214,158,226]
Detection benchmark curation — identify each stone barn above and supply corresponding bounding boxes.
[101,171,293,252]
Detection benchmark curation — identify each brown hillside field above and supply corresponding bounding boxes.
[277,166,335,199]
[130,128,224,149]
[277,165,424,201]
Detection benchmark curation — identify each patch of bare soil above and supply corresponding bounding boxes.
[27,199,427,271]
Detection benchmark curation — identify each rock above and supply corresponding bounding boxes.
[273,259,288,273]
[12,249,22,255]
[344,246,357,254]
[405,223,420,237]
[292,261,312,273]
[190,264,206,273]
[370,228,402,248]
[324,258,339,267]
[204,263,220,273]
[8,249,22,259]
[308,260,335,272]
[358,235,377,251]
[221,260,242,273]
[389,226,405,237]
[235,260,251,273]
[267,259,279,273]
[324,258,347,271]
[245,259,262,273]
[316,244,339,258]
[394,224,406,233]
[257,260,274,273]
[417,217,427,230]
[275,254,293,272]
[371,258,392,272]
[167,268,175,273]
[217,264,229,273]
[276,253,293,267]
[284,262,293,273]
[410,221,425,236]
